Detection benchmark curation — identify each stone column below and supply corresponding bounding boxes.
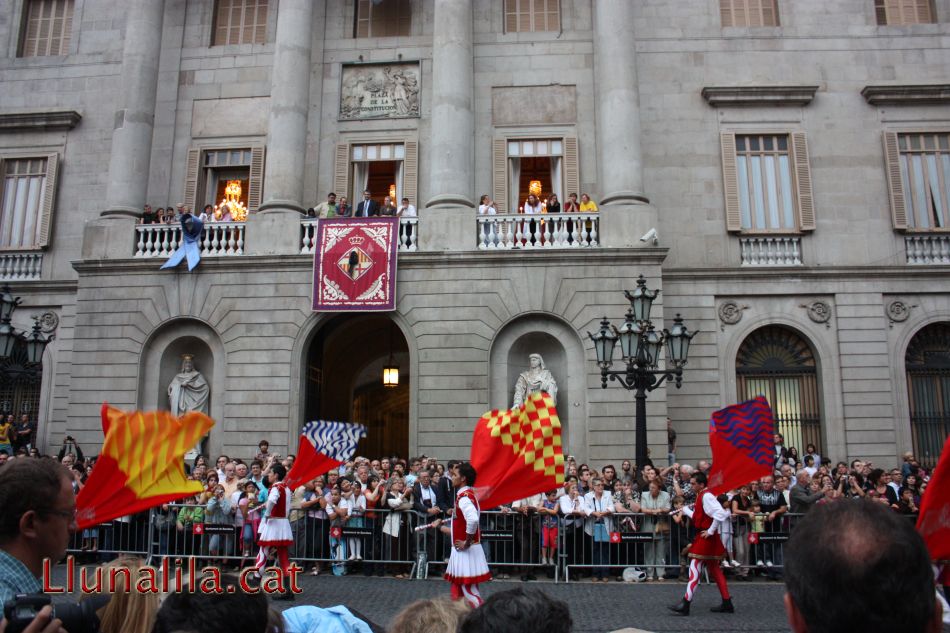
[421,0,474,251]
[247,0,314,255]
[258,0,313,215]
[592,0,657,247]
[101,0,165,217]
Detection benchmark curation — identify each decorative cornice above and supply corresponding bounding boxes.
[861,84,950,106]
[0,110,82,132]
[701,86,819,107]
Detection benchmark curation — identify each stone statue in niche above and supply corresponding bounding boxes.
[167,354,210,418]
[513,353,558,408]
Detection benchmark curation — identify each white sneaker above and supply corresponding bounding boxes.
[730,560,741,568]
[756,560,765,567]
[765,560,774,567]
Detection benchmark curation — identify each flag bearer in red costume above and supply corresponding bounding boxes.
[254,463,295,600]
[668,471,734,616]
[444,462,491,607]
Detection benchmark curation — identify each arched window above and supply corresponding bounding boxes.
[0,341,42,447]
[736,326,822,455]
[905,322,950,469]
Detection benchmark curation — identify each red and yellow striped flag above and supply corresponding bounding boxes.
[75,404,214,529]
[470,392,565,510]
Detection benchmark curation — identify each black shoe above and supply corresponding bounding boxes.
[711,598,734,613]
[668,599,690,616]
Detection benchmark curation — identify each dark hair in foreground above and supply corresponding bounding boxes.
[151,575,268,633]
[457,462,477,487]
[458,587,572,633]
[784,500,936,633]
[690,471,707,486]
[0,457,70,541]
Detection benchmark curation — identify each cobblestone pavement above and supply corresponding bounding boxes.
[276,575,793,632]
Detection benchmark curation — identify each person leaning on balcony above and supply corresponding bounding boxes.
[314,192,338,218]
[563,192,580,213]
[141,204,155,224]
[546,194,560,213]
[397,197,416,218]
[380,196,398,216]
[337,196,352,217]
[478,195,497,215]
[579,193,598,212]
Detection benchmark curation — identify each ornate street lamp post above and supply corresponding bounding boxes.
[0,285,55,367]
[588,275,696,470]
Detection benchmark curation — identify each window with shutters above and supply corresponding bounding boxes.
[0,155,59,249]
[354,0,411,38]
[335,142,418,210]
[492,137,578,214]
[182,147,265,216]
[886,132,950,231]
[212,0,268,46]
[875,0,935,25]
[504,0,560,32]
[720,132,815,233]
[19,0,74,57]
[720,0,779,27]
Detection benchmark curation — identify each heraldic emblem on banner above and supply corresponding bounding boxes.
[312,217,399,311]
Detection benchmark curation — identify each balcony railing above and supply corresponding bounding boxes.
[905,234,950,265]
[300,218,418,254]
[477,213,599,250]
[0,252,42,280]
[739,236,802,266]
[134,223,246,258]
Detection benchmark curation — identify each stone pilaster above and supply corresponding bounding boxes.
[421,0,474,251]
[592,0,657,247]
[258,0,314,215]
[101,0,165,217]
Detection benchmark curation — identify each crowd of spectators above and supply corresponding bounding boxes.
[0,430,935,586]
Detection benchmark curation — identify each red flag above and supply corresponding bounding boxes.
[76,404,213,529]
[917,435,950,561]
[470,392,565,510]
[707,397,775,494]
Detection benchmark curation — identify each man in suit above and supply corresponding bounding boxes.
[355,190,380,217]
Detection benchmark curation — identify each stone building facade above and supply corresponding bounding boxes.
[0,0,948,467]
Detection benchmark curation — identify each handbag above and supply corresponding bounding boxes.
[593,521,610,543]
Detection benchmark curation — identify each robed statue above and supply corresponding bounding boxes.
[168,354,210,417]
[512,353,558,408]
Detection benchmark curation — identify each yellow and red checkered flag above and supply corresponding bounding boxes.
[470,392,565,510]
[75,403,214,529]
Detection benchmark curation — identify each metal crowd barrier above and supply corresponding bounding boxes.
[65,502,811,584]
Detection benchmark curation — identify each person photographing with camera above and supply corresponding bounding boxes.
[56,438,83,465]
[0,458,77,632]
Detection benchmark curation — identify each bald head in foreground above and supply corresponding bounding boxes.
[784,500,942,633]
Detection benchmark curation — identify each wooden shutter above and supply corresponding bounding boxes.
[882,131,908,230]
[36,152,59,248]
[182,148,201,212]
[247,145,265,211]
[791,132,815,231]
[402,140,418,207]
[334,143,350,201]
[720,133,742,232]
[492,139,508,213]
[563,137,579,198]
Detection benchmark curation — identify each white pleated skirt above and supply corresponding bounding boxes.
[444,543,492,585]
[257,517,293,547]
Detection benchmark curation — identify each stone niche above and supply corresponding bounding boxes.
[492,85,577,127]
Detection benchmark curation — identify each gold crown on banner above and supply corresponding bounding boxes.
[348,236,365,245]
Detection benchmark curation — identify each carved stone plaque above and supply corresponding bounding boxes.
[718,301,745,325]
[886,300,912,322]
[804,301,832,324]
[340,62,420,120]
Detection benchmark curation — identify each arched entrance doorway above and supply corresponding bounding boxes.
[736,325,823,455]
[905,322,950,469]
[305,315,409,460]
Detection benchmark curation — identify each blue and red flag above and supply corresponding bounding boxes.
[284,420,367,489]
[706,396,775,494]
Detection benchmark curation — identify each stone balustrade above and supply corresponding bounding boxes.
[134,223,246,258]
[476,213,600,250]
[0,252,43,280]
[300,218,418,254]
[905,234,950,265]
[739,236,803,266]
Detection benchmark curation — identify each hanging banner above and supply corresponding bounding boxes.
[312,217,399,311]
